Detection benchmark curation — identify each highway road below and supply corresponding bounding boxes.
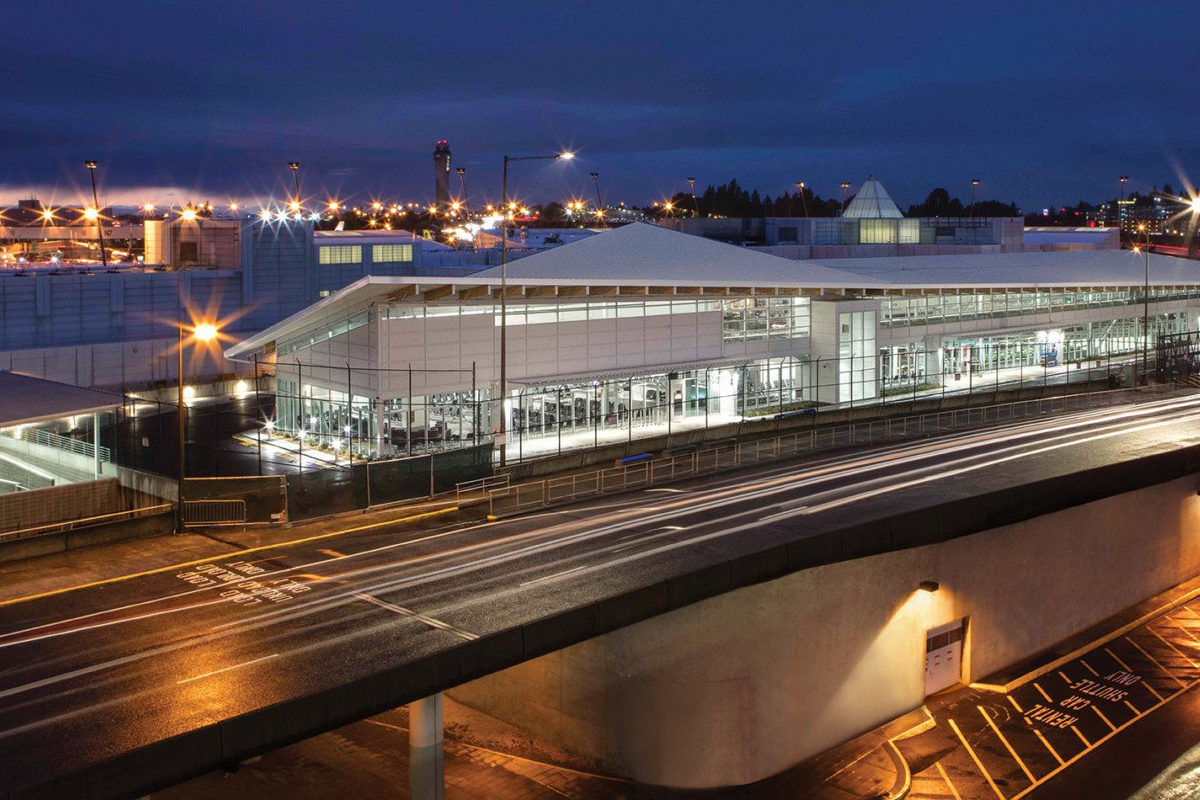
[3,392,1200,797]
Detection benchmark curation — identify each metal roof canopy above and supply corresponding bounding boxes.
[0,371,123,428]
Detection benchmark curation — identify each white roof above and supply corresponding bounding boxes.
[842,175,904,219]
[825,248,1200,285]
[474,222,868,284]
[0,372,123,428]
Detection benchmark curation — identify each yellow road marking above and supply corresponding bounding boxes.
[1103,646,1166,701]
[1007,695,1025,714]
[1031,725,1065,765]
[0,506,458,609]
[1008,662,1200,800]
[1091,704,1116,731]
[1058,670,1073,684]
[1033,682,1053,703]
[1149,627,1200,668]
[948,717,1006,800]
[1169,615,1200,645]
[1125,636,1185,688]
[319,548,346,558]
[1079,659,1099,677]
[1124,700,1141,715]
[935,760,964,800]
[978,705,1036,783]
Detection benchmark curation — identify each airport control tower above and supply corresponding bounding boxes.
[433,140,451,210]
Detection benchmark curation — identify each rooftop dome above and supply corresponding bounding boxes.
[842,175,904,219]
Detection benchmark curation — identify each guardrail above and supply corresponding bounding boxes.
[455,473,510,502]
[12,427,111,462]
[182,499,247,527]
[486,386,1160,517]
[0,503,173,544]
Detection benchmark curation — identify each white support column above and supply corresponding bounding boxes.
[92,412,101,478]
[409,693,444,800]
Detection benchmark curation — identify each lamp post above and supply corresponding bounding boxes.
[456,168,468,217]
[84,160,108,268]
[796,182,809,217]
[687,177,699,218]
[840,181,851,215]
[177,320,218,531]
[1138,223,1150,382]
[590,172,603,219]
[969,178,980,218]
[288,162,301,211]
[499,151,574,466]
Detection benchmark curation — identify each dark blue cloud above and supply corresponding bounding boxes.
[2,0,1198,210]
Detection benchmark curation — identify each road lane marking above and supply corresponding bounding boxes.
[520,566,586,587]
[319,549,346,558]
[0,506,459,609]
[978,705,1036,783]
[1079,659,1099,677]
[1007,695,1025,713]
[1071,726,1090,747]
[350,592,477,641]
[1148,627,1200,669]
[1091,704,1116,731]
[177,653,279,684]
[1123,637,1184,688]
[1124,700,1141,715]
[947,717,1006,800]
[1033,682,1053,703]
[1169,616,1200,645]
[1030,725,1065,765]
[1103,647,1165,701]
[934,760,964,800]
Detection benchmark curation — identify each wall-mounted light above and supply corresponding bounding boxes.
[919,580,940,593]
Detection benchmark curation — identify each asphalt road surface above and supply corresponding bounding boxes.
[4,392,1200,797]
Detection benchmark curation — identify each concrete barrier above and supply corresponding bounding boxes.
[0,509,174,564]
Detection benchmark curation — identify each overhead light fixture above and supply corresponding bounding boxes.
[918,580,940,593]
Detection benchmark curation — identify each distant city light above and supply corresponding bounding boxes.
[82,207,100,221]
[181,208,197,221]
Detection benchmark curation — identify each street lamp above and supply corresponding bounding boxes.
[177,320,219,531]
[456,167,468,216]
[687,177,699,218]
[84,160,108,268]
[969,178,980,217]
[795,182,809,217]
[1138,223,1151,382]
[840,181,851,214]
[288,162,301,211]
[498,150,574,466]
[590,172,603,219]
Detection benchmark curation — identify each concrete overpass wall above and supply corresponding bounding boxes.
[449,474,1200,788]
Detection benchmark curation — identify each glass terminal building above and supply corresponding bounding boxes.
[228,222,1200,463]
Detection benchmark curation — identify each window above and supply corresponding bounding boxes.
[859,219,897,244]
[372,244,414,263]
[319,245,362,265]
[777,226,799,243]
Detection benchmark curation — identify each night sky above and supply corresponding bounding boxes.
[4,1,1197,212]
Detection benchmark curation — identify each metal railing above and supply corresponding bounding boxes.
[182,499,247,527]
[456,473,510,502]
[12,427,111,462]
[0,503,173,543]
[486,386,1159,517]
